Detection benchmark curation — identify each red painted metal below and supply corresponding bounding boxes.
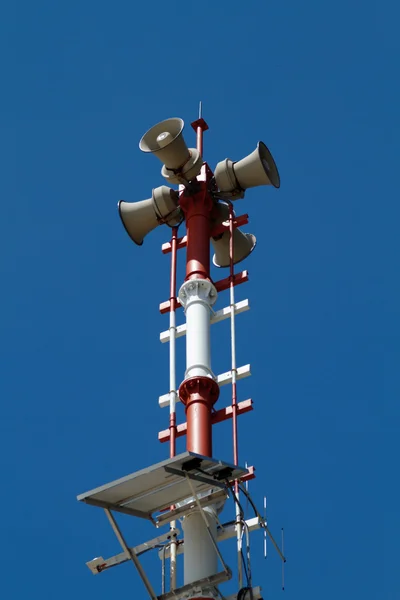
[159,270,249,314]
[215,270,249,293]
[240,465,256,482]
[162,235,187,254]
[158,399,253,443]
[178,376,219,456]
[179,186,213,281]
[191,117,209,157]
[211,214,249,239]
[159,297,182,314]
[161,215,249,254]
[177,161,218,456]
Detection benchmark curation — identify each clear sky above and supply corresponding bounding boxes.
[1,1,398,599]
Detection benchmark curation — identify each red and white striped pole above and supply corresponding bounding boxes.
[177,118,221,590]
[178,116,219,458]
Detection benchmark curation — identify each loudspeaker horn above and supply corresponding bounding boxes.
[211,202,256,268]
[214,141,280,199]
[118,186,181,246]
[139,117,203,184]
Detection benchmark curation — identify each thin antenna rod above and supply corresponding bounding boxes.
[263,496,267,558]
[192,102,208,157]
[281,528,285,591]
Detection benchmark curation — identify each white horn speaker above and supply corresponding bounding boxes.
[214,141,280,199]
[211,202,256,268]
[139,117,203,184]
[118,186,181,246]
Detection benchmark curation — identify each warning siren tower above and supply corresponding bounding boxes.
[77,107,286,600]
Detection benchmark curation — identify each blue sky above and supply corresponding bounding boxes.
[1,1,398,599]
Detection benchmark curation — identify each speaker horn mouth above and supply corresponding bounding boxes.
[212,233,257,268]
[258,141,281,189]
[139,118,184,153]
[118,200,144,246]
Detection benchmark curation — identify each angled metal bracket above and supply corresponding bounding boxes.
[104,509,158,600]
[86,528,180,574]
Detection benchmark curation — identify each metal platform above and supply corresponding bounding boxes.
[77,451,248,522]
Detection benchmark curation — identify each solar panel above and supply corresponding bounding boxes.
[77,451,248,521]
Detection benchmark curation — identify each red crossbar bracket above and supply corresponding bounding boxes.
[240,465,256,482]
[210,214,249,239]
[162,235,187,254]
[159,297,182,314]
[158,399,253,443]
[215,270,249,293]
[161,215,249,254]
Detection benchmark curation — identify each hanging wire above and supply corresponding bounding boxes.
[242,519,252,589]
[225,481,245,518]
[237,484,262,520]
[237,587,254,600]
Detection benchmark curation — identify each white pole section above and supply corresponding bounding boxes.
[182,507,219,585]
[179,280,217,380]
[178,278,220,590]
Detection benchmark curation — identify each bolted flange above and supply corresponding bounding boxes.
[179,279,217,310]
[179,376,220,407]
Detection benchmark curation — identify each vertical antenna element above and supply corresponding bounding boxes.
[191,102,208,157]
[263,496,267,558]
[281,528,285,591]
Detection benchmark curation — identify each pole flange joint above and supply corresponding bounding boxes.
[179,279,218,310]
[179,376,220,408]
